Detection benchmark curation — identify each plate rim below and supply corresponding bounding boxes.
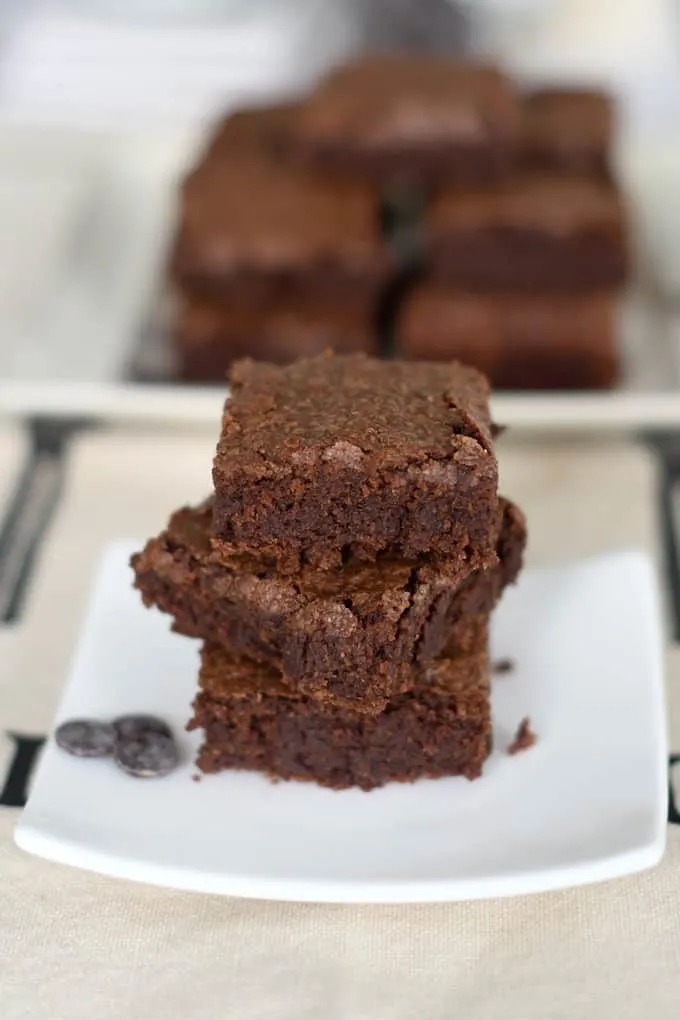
[13,822,667,904]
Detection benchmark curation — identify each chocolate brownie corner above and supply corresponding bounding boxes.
[200,101,299,165]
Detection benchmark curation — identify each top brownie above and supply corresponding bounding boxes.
[212,354,499,573]
[521,88,613,178]
[292,57,520,185]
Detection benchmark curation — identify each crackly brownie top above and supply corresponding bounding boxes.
[522,88,612,156]
[215,353,494,474]
[198,640,488,704]
[427,175,624,237]
[295,57,520,148]
[179,153,385,269]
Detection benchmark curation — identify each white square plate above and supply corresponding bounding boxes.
[15,544,667,903]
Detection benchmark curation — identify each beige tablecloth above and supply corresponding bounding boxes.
[1,429,679,1020]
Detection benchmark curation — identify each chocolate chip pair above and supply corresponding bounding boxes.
[55,715,178,778]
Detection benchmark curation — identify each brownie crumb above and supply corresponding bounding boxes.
[491,423,507,439]
[493,657,515,674]
[191,773,202,783]
[508,717,537,755]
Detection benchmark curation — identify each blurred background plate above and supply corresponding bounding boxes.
[1,125,680,431]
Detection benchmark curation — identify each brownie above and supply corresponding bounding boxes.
[292,57,520,186]
[396,285,619,390]
[425,176,628,291]
[211,354,499,573]
[172,297,377,383]
[521,88,613,179]
[188,639,491,790]
[199,102,298,164]
[171,153,390,309]
[131,495,524,710]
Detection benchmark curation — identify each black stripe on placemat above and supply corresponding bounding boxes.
[649,432,680,642]
[0,417,91,624]
[645,433,680,825]
[0,734,46,809]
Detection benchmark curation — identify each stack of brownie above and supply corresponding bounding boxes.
[169,103,389,382]
[132,353,527,790]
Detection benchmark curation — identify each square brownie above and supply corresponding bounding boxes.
[172,296,377,383]
[521,88,613,179]
[171,153,390,309]
[425,176,628,291]
[396,285,620,390]
[292,57,520,186]
[131,496,525,711]
[211,354,499,573]
[188,637,491,790]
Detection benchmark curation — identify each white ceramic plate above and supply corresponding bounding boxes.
[15,544,667,903]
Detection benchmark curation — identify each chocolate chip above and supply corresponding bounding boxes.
[113,714,172,742]
[114,732,179,778]
[55,719,116,758]
[493,657,515,675]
